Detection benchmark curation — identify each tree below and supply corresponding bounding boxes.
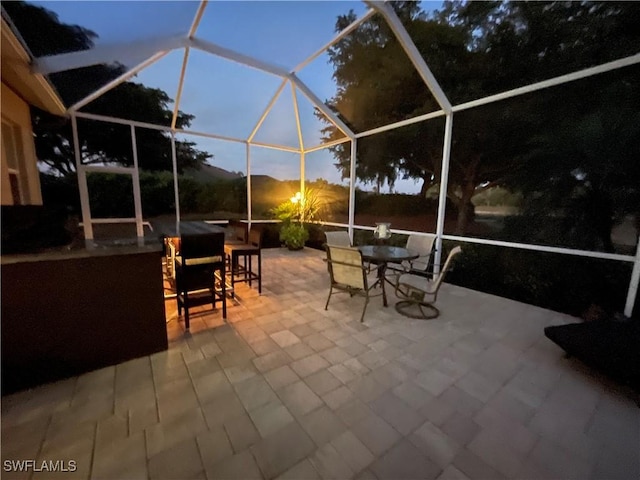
[4,1,210,175]
[323,1,640,237]
[501,64,640,252]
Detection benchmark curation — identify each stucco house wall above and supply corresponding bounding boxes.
[1,82,43,205]
[1,17,66,206]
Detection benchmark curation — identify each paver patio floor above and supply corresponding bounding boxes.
[2,248,638,479]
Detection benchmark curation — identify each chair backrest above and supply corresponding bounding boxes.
[405,235,435,272]
[248,227,263,248]
[228,219,248,243]
[325,231,351,247]
[180,232,225,260]
[431,246,462,292]
[326,245,365,290]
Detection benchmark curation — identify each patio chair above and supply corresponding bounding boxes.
[176,231,227,329]
[224,226,263,294]
[325,245,382,322]
[394,246,462,319]
[386,234,435,279]
[324,231,352,247]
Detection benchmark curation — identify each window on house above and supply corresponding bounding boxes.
[2,120,26,205]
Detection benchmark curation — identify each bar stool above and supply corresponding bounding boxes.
[224,227,262,294]
[176,231,226,329]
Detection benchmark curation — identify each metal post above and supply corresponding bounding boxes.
[170,134,180,233]
[300,152,305,196]
[434,113,454,274]
[71,114,94,242]
[624,238,640,317]
[130,125,144,238]
[171,48,191,130]
[246,143,252,228]
[348,139,357,242]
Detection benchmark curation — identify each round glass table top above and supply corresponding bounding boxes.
[358,245,418,262]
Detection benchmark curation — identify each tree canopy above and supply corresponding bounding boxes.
[4,1,210,175]
[323,1,640,242]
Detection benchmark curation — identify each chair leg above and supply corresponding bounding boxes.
[325,286,333,310]
[360,296,369,323]
[230,253,237,294]
[184,290,190,330]
[257,251,261,294]
[211,273,216,309]
[221,263,227,319]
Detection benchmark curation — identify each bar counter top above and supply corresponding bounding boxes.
[0,237,163,265]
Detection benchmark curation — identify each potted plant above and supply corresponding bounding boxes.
[271,188,322,250]
[279,223,309,250]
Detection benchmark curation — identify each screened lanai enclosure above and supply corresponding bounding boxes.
[7,0,639,318]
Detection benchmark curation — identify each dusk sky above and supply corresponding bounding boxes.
[31,1,440,193]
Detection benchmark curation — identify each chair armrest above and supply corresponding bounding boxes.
[326,258,368,272]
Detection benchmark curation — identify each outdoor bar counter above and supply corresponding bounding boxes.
[1,239,168,394]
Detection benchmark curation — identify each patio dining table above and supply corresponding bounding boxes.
[358,245,418,307]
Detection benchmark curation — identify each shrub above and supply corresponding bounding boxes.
[279,223,308,250]
[445,242,633,318]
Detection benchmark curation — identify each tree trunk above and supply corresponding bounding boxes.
[419,176,429,197]
[590,189,615,253]
[455,182,476,235]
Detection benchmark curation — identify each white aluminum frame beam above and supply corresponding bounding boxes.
[248,80,288,143]
[250,141,300,154]
[171,48,191,130]
[304,137,351,154]
[293,8,377,73]
[130,125,144,237]
[289,74,355,139]
[291,82,306,193]
[348,139,357,241]
[34,34,187,75]
[355,109,446,139]
[188,1,208,38]
[453,53,640,113]
[74,111,169,131]
[71,114,93,241]
[74,111,249,144]
[69,52,170,112]
[368,1,452,113]
[300,152,305,195]
[624,239,640,317]
[434,113,454,273]
[291,82,304,152]
[83,165,135,175]
[174,128,246,144]
[188,37,290,78]
[170,134,181,227]
[246,143,252,225]
[441,234,637,263]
